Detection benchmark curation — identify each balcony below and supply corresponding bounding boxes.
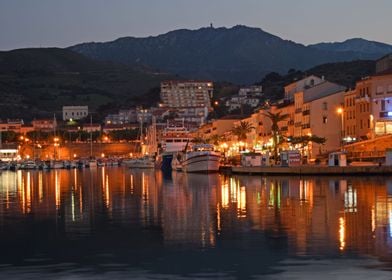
[295,108,302,113]
[302,110,310,116]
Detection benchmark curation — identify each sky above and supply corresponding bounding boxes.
[1,0,392,50]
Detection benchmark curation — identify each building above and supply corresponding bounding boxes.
[82,123,101,133]
[284,75,324,102]
[343,90,357,141]
[62,106,88,121]
[160,81,213,109]
[0,119,24,133]
[32,119,57,132]
[224,85,263,112]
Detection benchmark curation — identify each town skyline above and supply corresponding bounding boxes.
[1,0,392,50]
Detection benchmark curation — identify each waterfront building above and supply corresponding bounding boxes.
[343,90,357,141]
[160,80,213,109]
[62,106,88,121]
[31,118,57,132]
[82,123,101,133]
[0,119,24,133]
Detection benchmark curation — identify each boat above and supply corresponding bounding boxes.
[171,153,183,171]
[181,144,221,173]
[159,121,192,171]
[50,160,64,169]
[125,117,157,169]
[124,155,155,168]
[20,160,38,170]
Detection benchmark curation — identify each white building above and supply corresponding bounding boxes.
[225,85,263,112]
[160,81,213,109]
[63,106,88,121]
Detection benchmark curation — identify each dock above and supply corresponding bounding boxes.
[221,165,392,176]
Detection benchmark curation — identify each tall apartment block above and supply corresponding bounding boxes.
[160,81,213,109]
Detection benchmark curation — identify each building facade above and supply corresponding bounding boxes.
[160,81,213,109]
[62,106,88,121]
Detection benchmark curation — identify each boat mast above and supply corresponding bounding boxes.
[90,114,93,158]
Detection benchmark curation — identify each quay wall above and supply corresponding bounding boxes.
[19,143,140,159]
[229,165,392,176]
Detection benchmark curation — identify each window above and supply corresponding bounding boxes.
[368,119,370,129]
[377,86,384,95]
[360,120,363,129]
[323,116,327,124]
[322,102,328,110]
[382,100,386,111]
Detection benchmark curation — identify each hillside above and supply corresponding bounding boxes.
[0,48,172,120]
[309,38,392,56]
[70,25,391,84]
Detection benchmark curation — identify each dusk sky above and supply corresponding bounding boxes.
[1,0,392,50]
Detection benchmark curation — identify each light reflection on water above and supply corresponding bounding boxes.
[0,168,392,279]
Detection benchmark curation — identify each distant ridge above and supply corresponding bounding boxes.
[69,25,392,84]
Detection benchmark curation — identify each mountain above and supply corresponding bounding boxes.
[309,38,392,56]
[69,25,391,84]
[0,48,172,120]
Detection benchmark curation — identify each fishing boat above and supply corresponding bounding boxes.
[159,121,192,171]
[181,144,220,173]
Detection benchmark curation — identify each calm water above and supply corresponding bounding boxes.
[0,168,392,279]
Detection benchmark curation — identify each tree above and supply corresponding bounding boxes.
[288,135,326,157]
[231,121,255,142]
[263,111,288,162]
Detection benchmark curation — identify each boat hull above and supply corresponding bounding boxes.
[182,153,220,173]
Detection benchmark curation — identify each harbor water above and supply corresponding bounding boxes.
[0,168,391,279]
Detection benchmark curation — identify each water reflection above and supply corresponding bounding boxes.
[0,169,392,278]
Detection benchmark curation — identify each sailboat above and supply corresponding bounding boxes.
[87,114,97,168]
[50,114,64,169]
[124,117,156,169]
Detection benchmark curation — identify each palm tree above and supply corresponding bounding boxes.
[263,111,288,162]
[231,121,255,142]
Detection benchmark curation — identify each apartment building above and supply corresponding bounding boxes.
[0,119,24,133]
[160,81,213,109]
[343,90,357,139]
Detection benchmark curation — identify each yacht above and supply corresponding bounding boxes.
[181,144,220,173]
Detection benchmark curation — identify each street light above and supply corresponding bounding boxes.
[337,107,344,150]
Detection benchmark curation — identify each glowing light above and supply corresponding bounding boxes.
[339,217,345,251]
[337,107,343,114]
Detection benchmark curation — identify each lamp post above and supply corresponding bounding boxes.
[337,107,344,151]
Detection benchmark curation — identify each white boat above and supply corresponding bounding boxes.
[21,160,38,170]
[159,121,192,171]
[181,144,220,173]
[88,159,97,168]
[124,155,155,169]
[50,160,64,169]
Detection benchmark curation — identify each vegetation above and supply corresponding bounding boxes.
[231,121,255,141]
[287,135,327,156]
[263,111,288,162]
[0,48,172,120]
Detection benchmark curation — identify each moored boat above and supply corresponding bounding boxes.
[181,144,220,173]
